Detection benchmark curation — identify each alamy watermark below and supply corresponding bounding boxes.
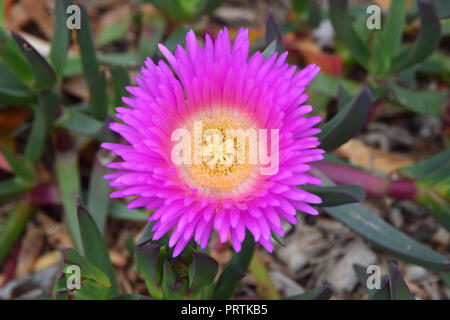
[66,264,81,290]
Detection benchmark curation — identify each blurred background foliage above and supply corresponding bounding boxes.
[0,0,449,300]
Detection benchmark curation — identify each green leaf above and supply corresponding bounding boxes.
[163,25,190,52]
[309,73,362,97]
[77,200,118,294]
[0,201,33,265]
[261,40,276,59]
[0,59,36,105]
[317,87,372,151]
[62,248,111,286]
[369,33,391,77]
[210,264,245,300]
[283,285,332,300]
[77,5,100,87]
[56,107,104,135]
[24,91,58,162]
[54,248,112,299]
[0,28,32,83]
[382,0,407,60]
[265,12,285,53]
[89,70,108,121]
[135,243,164,299]
[388,262,414,300]
[87,153,110,233]
[138,14,166,63]
[50,0,72,76]
[328,0,369,68]
[161,259,188,299]
[0,146,35,181]
[353,264,377,298]
[372,275,391,300]
[391,83,447,115]
[11,32,56,91]
[56,152,83,253]
[324,203,450,271]
[303,185,366,207]
[391,0,441,72]
[111,293,143,300]
[186,252,218,298]
[109,201,149,222]
[167,0,205,21]
[211,232,255,299]
[97,19,129,48]
[0,178,34,201]
[400,149,450,180]
[110,66,130,108]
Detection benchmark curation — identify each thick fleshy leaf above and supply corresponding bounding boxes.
[62,248,111,287]
[391,83,447,115]
[372,275,391,300]
[317,87,372,151]
[136,221,169,247]
[211,232,255,299]
[391,0,441,72]
[283,285,332,300]
[135,243,164,299]
[324,203,450,271]
[109,201,149,222]
[0,60,36,105]
[167,0,204,21]
[87,152,111,233]
[89,70,108,121]
[0,178,34,201]
[138,13,166,63]
[210,264,245,300]
[265,12,285,53]
[353,264,378,298]
[328,0,369,68]
[399,149,450,180]
[186,252,218,298]
[11,32,56,91]
[0,28,32,83]
[77,5,100,87]
[382,0,406,60]
[309,73,362,98]
[110,66,130,108]
[303,185,366,207]
[161,259,189,299]
[0,201,33,265]
[50,0,72,76]
[56,152,83,253]
[262,40,276,59]
[56,107,104,135]
[388,262,414,300]
[77,200,118,294]
[53,248,112,299]
[24,91,58,162]
[0,146,35,181]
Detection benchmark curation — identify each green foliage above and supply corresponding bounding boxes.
[53,248,112,299]
[354,262,414,300]
[317,87,372,151]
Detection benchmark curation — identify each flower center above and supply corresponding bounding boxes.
[177,108,259,199]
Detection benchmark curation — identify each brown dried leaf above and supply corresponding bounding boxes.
[336,139,414,174]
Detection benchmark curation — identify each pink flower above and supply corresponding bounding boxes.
[102,28,324,257]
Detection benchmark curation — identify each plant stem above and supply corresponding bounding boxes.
[312,161,418,200]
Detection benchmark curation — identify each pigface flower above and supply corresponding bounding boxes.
[102,28,324,257]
